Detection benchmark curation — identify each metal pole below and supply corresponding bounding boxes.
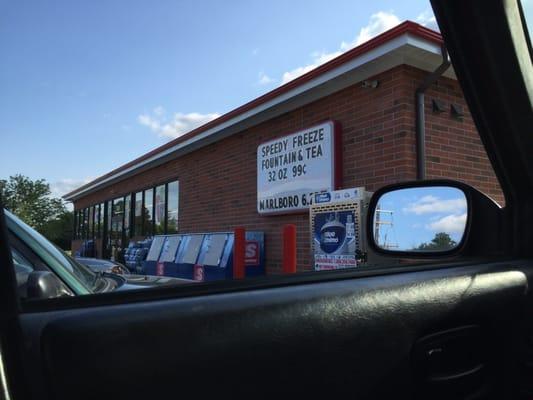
[282,224,297,274]
[415,45,450,180]
[415,90,427,180]
[233,227,246,279]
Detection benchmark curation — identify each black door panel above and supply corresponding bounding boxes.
[19,261,531,399]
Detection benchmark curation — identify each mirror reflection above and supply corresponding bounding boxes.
[373,186,467,252]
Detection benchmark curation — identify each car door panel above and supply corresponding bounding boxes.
[19,260,531,399]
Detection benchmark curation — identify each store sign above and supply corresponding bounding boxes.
[314,188,364,204]
[156,261,165,276]
[245,241,260,265]
[193,264,204,281]
[257,121,337,214]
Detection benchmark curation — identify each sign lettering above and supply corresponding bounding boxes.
[257,121,337,214]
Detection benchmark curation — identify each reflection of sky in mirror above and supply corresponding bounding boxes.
[374,187,467,251]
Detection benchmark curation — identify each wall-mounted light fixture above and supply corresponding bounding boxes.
[361,80,379,89]
[450,103,464,119]
[432,99,446,112]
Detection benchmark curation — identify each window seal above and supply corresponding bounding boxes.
[19,255,517,314]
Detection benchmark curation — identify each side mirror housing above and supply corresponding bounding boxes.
[27,271,68,299]
[366,179,505,258]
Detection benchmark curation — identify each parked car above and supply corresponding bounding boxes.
[5,209,194,300]
[75,257,130,275]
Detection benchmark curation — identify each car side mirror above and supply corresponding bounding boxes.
[27,271,68,299]
[366,180,505,258]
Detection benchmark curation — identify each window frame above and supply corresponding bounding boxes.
[166,180,179,234]
[154,184,166,235]
[143,187,154,236]
[134,190,144,237]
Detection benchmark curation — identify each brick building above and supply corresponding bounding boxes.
[64,21,503,273]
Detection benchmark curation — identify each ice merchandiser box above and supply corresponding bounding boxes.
[141,236,166,275]
[142,231,265,281]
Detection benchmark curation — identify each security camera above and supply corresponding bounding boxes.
[361,80,379,89]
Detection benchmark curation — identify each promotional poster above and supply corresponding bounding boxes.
[313,210,357,271]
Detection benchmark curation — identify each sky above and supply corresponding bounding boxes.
[375,187,468,250]
[0,0,531,202]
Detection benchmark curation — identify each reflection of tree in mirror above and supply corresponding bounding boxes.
[416,232,457,251]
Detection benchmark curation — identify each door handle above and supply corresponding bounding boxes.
[412,325,489,399]
[427,362,485,383]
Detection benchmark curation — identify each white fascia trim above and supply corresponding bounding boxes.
[65,33,442,201]
[405,33,443,55]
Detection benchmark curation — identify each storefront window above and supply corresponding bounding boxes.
[99,203,104,238]
[112,198,124,237]
[144,188,153,236]
[104,200,112,258]
[88,206,94,239]
[80,209,84,239]
[167,181,179,234]
[93,205,99,239]
[134,191,143,236]
[96,203,101,238]
[124,195,131,239]
[154,185,166,235]
[111,198,124,261]
[83,208,88,240]
[106,200,112,235]
[74,211,79,239]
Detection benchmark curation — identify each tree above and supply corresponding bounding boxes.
[0,174,66,231]
[40,211,73,250]
[417,232,457,251]
[0,174,72,249]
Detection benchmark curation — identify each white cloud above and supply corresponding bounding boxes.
[50,178,95,209]
[252,48,259,56]
[280,11,401,85]
[403,195,467,215]
[427,213,467,233]
[138,114,160,131]
[49,178,94,199]
[258,71,275,85]
[153,105,165,116]
[416,9,439,31]
[138,109,220,139]
[281,51,343,84]
[353,11,402,47]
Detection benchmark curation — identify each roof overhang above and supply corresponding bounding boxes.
[64,22,450,202]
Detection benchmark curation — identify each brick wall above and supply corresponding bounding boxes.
[400,66,504,202]
[73,64,504,272]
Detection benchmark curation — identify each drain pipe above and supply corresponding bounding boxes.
[415,45,450,180]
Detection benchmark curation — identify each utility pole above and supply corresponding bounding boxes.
[374,207,396,249]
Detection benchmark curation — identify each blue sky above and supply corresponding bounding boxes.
[0,1,531,202]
